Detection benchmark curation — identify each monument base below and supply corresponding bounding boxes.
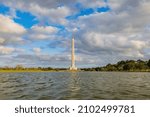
[69,67,77,71]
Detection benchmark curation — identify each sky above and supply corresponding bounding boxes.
[0,0,150,68]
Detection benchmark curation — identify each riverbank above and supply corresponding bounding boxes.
[0,69,150,72]
[0,70,56,72]
[0,60,150,72]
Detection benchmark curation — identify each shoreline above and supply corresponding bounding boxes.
[0,70,149,73]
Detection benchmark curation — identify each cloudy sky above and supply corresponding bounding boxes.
[0,0,150,68]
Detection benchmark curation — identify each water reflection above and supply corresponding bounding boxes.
[66,72,81,99]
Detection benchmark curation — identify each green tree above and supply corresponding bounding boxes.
[105,64,117,71]
[116,60,126,71]
[123,63,135,71]
[15,65,24,70]
[147,59,150,68]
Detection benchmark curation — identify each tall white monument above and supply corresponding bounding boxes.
[70,36,77,70]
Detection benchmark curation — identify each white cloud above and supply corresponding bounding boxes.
[29,34,49,40]
[33,47,41,54]
[31,25,57,34]
[130,40,146,50]
[0,14,26,45]
[67,0,150,65]
[28,25,58,40]
[29,4,70,24]
[6,53,71,67]
[83,32,145,51]
[0,38,5,44]
[0,0,71,25]
[0,46,15,54]
[80,0,106,8]
[0,14,25,34]
[0,0,107,25]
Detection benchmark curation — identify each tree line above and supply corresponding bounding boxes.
[0,65,67,71]
[0,59,150,72]
[82,59,150,72]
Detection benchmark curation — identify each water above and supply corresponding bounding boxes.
[0,72,150,100]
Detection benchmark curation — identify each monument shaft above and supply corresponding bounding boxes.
[70,37,77,70]
[71,38,75,67]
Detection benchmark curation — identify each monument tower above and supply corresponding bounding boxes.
[70,36,77,70]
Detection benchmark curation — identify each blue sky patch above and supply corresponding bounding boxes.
[14,10,39,28]
[66,8,94,20]
[97,6,110,13]
[104,0,108,3]
[0,4,9,14]
[49,23,65,30]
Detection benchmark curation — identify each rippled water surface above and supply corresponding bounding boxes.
[0,72,150,99]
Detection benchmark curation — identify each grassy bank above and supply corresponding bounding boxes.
[0,70,57,72]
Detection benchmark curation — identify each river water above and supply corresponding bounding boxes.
[0,72,150,100]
